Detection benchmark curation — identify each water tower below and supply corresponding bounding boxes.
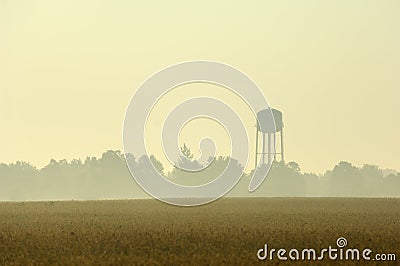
[255,108,284,168]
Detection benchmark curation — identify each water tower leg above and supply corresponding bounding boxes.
[281,129,284,162]
[255,128,258,169]
[268,133,271,165]
[273,133,276,162]
[262,133,266,164]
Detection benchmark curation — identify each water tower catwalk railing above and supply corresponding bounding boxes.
[255,108,284,169]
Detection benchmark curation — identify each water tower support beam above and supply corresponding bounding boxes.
[281,129,284,162]
[273,133,276,162]
[268,133,271,164]
[262,133,266,164]
[255,128,258,169]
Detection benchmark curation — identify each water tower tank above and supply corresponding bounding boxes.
[257,108,283,133]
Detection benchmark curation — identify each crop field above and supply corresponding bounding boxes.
[0,198,399,265]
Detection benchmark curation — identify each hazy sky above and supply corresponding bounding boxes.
[1,0,399,173]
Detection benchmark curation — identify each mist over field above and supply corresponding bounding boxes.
[1,150,399,201]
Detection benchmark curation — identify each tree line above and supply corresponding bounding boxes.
[0,148,399,201]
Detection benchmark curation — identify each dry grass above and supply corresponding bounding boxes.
[0,198,399,265]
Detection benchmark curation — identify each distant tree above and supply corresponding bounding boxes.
[181,144,194,160]
[0,161,38,200]
[262,160,305,196]
[326,161,363,197]
[176,144,202,171]
[287,161,301,172]
[136,155,165,178]
[383,173,400,197]
[1,150,399,200]
[169,144,244,186]
[302,172,322,197]
[150,155,164,176]
[359,164,384,196]
[170,153,243,186]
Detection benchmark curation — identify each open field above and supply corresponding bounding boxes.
[0,198,399,265]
